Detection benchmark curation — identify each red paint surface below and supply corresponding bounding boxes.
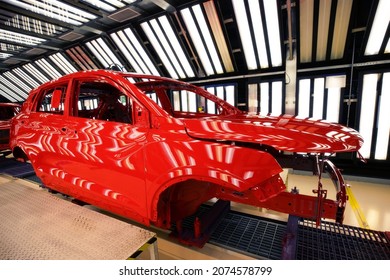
[10,70,363,228]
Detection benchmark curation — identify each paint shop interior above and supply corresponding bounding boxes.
[0,0,389,260]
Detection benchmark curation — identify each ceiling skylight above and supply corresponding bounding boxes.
[365,0,390,55]
[86,38,127,70]
[49,53,78,74]
[0,29,46,46]
[232,0,282,70]
[4,0,97,26]
[141,15,194,79]
[111,28,160,76]
[35,58,62,79]
[181,4,224,75]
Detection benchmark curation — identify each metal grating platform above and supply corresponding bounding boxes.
[296,219,390,260]
[0,177,157,260]
[210,212,286,260]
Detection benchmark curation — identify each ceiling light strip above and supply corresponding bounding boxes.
[150,18,186,78]
[0,28,46,45]
[0,76,27,100]
[316,0,332,61]
[365,0,390,55]
[3,71,32,93]
[5,0,97,25]
[66,49,88,70]
[76,46,98,69]
[0,87,18,102]
[204,1,234,72]
[248,0,268,68]
[191,5,223,74]
[141,21,179,79]
[374,72,390,160]
[23,63,50,83]
[158,16,194,77]
[231,0,257,70]
[12,68,40,88]
[299,0,314,63]
[263,0,282,67]
[35,58,62,79]
[312,78,325,119]
[49,53,77,74]
[330,0,353,59]
[86,41,109,68]
[271,81,283,116]
[111,32,144,73]
[181,8,213,75]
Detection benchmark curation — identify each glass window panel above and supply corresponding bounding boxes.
[313,78,325,119]
[260,82,269,115]
[359,74,378,159]
[298,79,311,118]
[326,87,341,122]
[248,84,258,113]
[374,72,390,160]
[206,87,216,114]
[271,81,283,116]
[225,85,235,106]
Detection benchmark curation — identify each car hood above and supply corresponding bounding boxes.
[183,114,363,153]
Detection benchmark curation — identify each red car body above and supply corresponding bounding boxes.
[10,70,363,229]
[0,103,21,151]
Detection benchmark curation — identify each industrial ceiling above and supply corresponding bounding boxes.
[0,0,389,175]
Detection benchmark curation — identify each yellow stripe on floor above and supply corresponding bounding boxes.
[346,184,370,229]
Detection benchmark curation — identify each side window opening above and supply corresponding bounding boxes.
[37,86,67,114]
[75,81,133,124]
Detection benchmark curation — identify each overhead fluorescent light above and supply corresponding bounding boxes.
[325,75,345,122]
[299,0,314,63]
[49,53,78,74]
[385,39,390,54]
[0,28,45,45]
[331,0,353,59]
[86,38,126,70]
[12,67,40,88]
[181,6,222,76]
[4,0,97,26]
[248,0,268,68]
[248,84,258,113]
[359,74,378,159]
[365,0,390,55]
[35,58,62,79]
[0,87,18,102]
[225,85,235,106]
[263,0,282,66]
[141,16,194,78]
[23,63,50,83]
[0,75,27,99]
[316,0,332,61]
[232,0,257,70]
[66,47,97,70]
[81,0,126,12]
[203,1,234,72]
[0,53,12,59]
[3,71,31,94]
[375,72,390,160]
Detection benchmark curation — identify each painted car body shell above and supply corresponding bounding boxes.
[10,70,363,228]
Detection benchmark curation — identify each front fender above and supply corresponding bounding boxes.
[144,140,285,222]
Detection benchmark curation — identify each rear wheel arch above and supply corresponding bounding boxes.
[12,146,29,162]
